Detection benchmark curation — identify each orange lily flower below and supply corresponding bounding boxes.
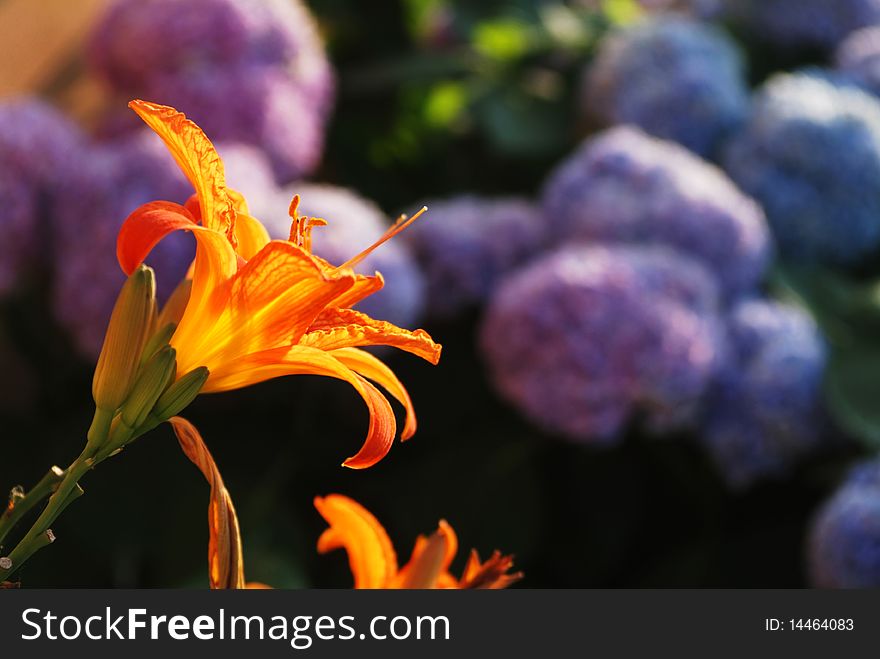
[314,494,522,589]
[117,100,441,468]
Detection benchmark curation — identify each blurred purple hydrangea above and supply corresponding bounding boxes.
[260,183,425,329]
[0,97,83,296]
[541,126,771,299]
[216,141,280,222]
[718,0,880,51]
[480,245,725,444]
[699,299,828,489]
[836,26,880,96]
[53,132,193,359]
[809,460,880,588]
[403,195,546,319]
[583,17,749,157]
[723,71,880,265]
[89,0,334,182]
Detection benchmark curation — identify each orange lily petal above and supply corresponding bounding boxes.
[117,201,238,348]
[395,520,458,589]
[184,191,270,260]
[314,494,398,589]
[129,100,235,238]
[303,307,442,364]
[331,347,417,440]
[204,346,397,469]
[170,416,245,589]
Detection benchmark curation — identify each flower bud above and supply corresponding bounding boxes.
[139,322,177,369]
[158,278,192,328]
[120,345,177,430]
[92,265,156,411]
[151,366,210,421]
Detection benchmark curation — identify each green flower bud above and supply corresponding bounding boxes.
[120,346,177,430]
[92,265,156,411]
[152,366,210,421]
[139,322,177,369]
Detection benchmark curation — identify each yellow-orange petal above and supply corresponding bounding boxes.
[232,212,271,261]
[314,494,398,589]
[331,347,417,440]
[129,100,236,238]
[117,201,238,349]
[303,307,442,364]
[203,346,398,469]
[184,191,271,261]
[395,520,458,589]
[170,416,245,589]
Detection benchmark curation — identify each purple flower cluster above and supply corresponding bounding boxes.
[723,71,880,265]
[809,460,880,588]
[718,0,880,51]
[88,0,334,181]
[0,98,83,297]
[836,26,880,96]
[262,183,426,329]
[404,196,546,319]
[583,16,749,156]
[480,245,725,444]
[541,126,771,299]
[52,132,193,359]
[700,299,828,489]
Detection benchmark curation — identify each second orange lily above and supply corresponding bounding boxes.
[116,100,441,468]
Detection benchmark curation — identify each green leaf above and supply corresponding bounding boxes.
[473,18,533,61]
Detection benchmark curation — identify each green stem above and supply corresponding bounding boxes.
[0,408,114,581]
[0,467,65,548]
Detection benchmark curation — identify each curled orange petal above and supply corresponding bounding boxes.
[170,417,245,589]
[314,494,398,589]
[331,347,417,440]
[303,307,442,364]
[129,100,236,239]
[204,346,397,469]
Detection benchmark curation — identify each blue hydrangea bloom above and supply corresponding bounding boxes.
[261,183,426,330]
[700,299,828,489]
[403,195,546,319]
[836,26,880,96]
[719,0,880,51]
[584,16,749,157]
[809,460,880,588]
[541,126,771,299]
[52,132,193,359]
[723,71,880,265]
[0,98,83,296]
[480,245,725,444]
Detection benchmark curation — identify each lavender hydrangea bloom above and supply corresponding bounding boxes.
[584,17,749,157]
[143,65,326,182]
[260,183,425,329]
[480,245,725,444]
[719,0,880,51]
[403,196,546,319]
[216,142,279,222]
[836,27,880,96]
[0,98,83,296]
[723,71,880,265]
[89,0,333,111]
[52,132,193,359]
[808,460,880,588]
[541,126,771,299]
[700,300,827,489]
[89,0,334,182]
